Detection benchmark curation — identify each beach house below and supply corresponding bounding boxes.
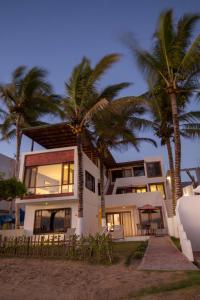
[17,123,170,237]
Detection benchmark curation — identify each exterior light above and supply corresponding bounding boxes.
[167,176,171,181]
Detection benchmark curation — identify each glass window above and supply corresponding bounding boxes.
[133,186,147,193]
[85,171,95,193]
[133,165,145,176]
[111,170,123,182]
[149,183,165,199]
[146,162,162,177]
[123,169,132,177]
[34,208,71,234]
[24,163,74,195]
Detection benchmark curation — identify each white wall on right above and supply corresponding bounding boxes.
[177,195,200,251]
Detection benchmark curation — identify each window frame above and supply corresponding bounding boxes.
[85,171,95,193]
[149,182,166,199]
[133,165,145,177]
[146,162,162,178]
[33,208,71,235]
[24,161,74,195]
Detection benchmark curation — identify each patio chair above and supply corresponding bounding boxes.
[110,225,124,240]
[99,226,109,235]
[64,228,76,240]
[150,223,158,235]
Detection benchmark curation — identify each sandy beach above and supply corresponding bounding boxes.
[0,258,199,300]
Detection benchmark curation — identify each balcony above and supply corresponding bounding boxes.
[105,191,164,208]
[24,184,74,199]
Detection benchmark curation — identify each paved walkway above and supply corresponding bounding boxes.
[138,236,198,270]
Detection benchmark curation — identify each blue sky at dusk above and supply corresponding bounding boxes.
[0,0,200,171]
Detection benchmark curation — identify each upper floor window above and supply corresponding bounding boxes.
[85,171,95,193]
[24,162,74,195]
[149,183,165,199]
[146,162,162,177]
[123,169,132,177]
[133,165,145,176]
[116,186,147,194]
[111,170,123,182]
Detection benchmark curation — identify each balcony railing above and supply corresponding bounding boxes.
[26,184,74,196]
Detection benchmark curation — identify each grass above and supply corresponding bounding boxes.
[171,236,181,251]
[112,241,148,265]
[125,271,200,299]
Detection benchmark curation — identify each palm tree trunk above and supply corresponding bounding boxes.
[77,133,84,236]
[170,92,182,202]
[100,159,106,227]
[166,138,176,214]
[15,114,22,229]
[15,115,22,178]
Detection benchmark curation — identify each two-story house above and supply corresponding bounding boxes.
[17,123,170,237]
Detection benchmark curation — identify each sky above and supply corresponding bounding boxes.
[0,0,200,172]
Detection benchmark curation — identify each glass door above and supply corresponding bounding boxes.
[106,212,133,237]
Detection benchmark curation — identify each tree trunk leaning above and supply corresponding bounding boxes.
[77,133,84,236]
[100,159,106,227]
[15,116,22,229]
[170,92,182,201]
[166,138,176,215]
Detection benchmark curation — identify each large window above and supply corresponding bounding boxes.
[85,171,95,193]
[133,165,145,176]
[24,162,74,195]
[116,186,147,194]
[34,208,71,234]
[149,183,165,199]
[146,162,162,177]
[111,170,123,182]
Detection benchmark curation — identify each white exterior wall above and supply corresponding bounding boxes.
[105,191,168,230]
[17,146,78,204]
[177,195,200,251]
[111,156,167,197]
[82,153,100,235]
[20,148,101,236]
[24,201,78,236]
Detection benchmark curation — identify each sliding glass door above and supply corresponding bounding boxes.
[106,211,133,237]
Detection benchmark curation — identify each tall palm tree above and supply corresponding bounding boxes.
[91,104,157,226]
[0,66,59,227]
[144,87,200,212]
[130,10,200,201]
[60,54,133,235]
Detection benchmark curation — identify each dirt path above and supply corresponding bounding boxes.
[0,257,192,300]
[138,236,197,271]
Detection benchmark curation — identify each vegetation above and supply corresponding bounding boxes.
[126,271,200,299]
[91,100,156,225]
[0,177,26,202]
[112,241,148,265]
[142,86,200,210]
[127,10,200,205]
[59,54,134,233]
[0,66,60,227]
[171,236,181,251]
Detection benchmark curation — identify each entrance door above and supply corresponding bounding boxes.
[106,212,133,237]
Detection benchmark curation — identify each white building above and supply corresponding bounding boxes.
[17,123,171,237]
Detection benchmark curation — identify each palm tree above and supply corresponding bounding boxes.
[91,103,157,226]
[144,87,200,212]
[130,10,200,202]
[60,54,131,235]
[0,66,59,227]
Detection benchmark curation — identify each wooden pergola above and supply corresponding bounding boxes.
[22,122,115,167]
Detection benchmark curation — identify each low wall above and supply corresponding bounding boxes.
[0,229,25,238]
[177,196,200,252]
